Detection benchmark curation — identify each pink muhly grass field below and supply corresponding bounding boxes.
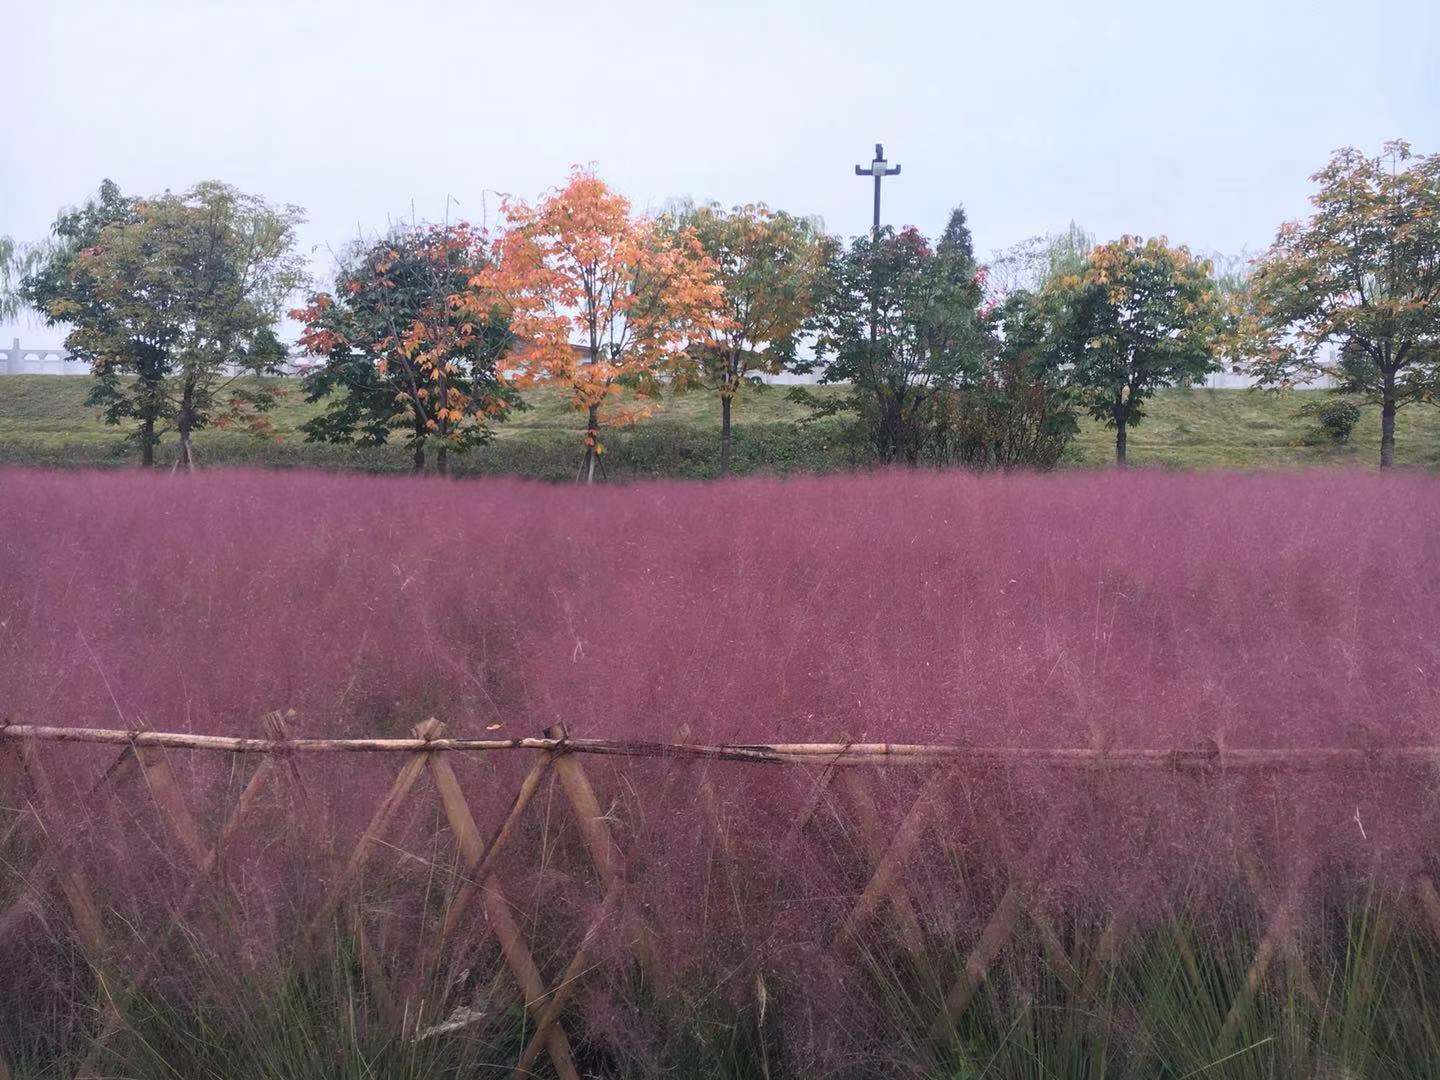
[2,466,1439,1071]
[2,466,1435,750]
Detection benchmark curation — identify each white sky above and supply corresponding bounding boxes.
[3,0,1437,348]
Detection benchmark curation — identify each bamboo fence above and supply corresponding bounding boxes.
[3,716,1440,1080]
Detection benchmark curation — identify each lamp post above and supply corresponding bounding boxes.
[854,143,901,347]
[854,143,901,237]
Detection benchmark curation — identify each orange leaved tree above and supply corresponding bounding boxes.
[485,169,722,483]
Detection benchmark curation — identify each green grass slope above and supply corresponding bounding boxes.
[1,375,1437,477]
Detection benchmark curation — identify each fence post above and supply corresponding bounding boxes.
[545,722,615,888]
[431,751,554,949]
[834,767,947,947]
[1417,876,1440,941]
[16,740,108,958]
[544,721,665,979]
[839,770,927,954]
[480,879,583,1080]
[305,718,444,942]
[8,722,1440,1075]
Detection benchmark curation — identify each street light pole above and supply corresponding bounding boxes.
[855,143,901,350]
[854,143,901,237]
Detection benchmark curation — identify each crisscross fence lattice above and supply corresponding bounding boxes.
[3,717,1440,1080]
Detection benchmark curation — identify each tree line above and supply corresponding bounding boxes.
[4,140,1437,475]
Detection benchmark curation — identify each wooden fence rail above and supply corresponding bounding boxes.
[3,716,1440,1080]
[5,723,1440,768]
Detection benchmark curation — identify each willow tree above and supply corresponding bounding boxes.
[1,236,39,320]
[1240,141,1440,468]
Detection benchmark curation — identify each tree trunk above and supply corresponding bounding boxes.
[176,426,194,472]
[579,404,600,485]
[176,380,196,472]
[1379,368,1397,469]
[1114,400,1128,468]
[719,394,733,476]
[412,412,427,473]
[137,368,163,468]
[903,394,925,465]
[435,378,450,477]
[140,417,156,468]
[877,393,904,464]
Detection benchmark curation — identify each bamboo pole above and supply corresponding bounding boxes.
[928,882,1026,1043]
[926,803,1076,1045]
[18,743,119,1080]
[73,715,294,1080]
[0,735,145,1080]
[16,740,107,957]
[0,739,138,933]
[1079,908,1130,999]
[780,763,838,848]
[421,726,625,1079]
[413,740,500,999]
[546,722,662,980]
[3,724,1436,770]
[1027,906,1077,990]
[671,723,737,862]
[1238,846,1320,1008]
[132,740,209,869]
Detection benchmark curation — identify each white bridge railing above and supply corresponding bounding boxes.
[1,338,86,375]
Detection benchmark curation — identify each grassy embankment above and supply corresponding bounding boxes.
[1,375,1438,476]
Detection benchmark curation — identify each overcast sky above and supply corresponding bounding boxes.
[3,0,1437,347]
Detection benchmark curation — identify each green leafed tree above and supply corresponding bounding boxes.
[1238,141,1440,468]
[21,182,156,449]
[928,287,1078,469]
[295,223,518,474]
[1045,235,1223,466]
[24,180,304,467]
[662,202,826,474]
[799,208,990,464]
